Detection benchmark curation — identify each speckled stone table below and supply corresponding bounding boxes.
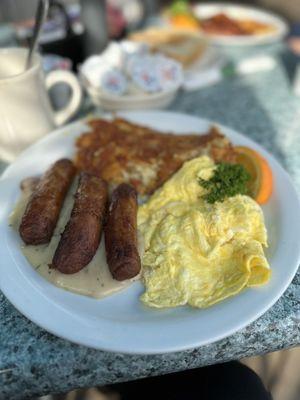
[1,44,300,400]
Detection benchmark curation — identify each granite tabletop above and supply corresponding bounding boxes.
[1,44,300,400]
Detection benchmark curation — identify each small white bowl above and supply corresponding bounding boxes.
[81,74,180,111]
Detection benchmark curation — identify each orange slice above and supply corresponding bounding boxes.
[169,14,199,30]
[234,146,273,204]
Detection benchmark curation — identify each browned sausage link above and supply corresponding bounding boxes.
[105,183,141,281]
[52,172,108,274]
[19,159,76,245]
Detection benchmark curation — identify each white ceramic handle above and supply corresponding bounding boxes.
[45,70,82,126]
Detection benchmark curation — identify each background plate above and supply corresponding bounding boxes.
[193,3,288,46]
[0,111,299,354]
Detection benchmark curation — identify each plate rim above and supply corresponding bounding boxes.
[0,110,300,354]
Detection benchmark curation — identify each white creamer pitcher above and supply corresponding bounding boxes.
[0,47,82,161]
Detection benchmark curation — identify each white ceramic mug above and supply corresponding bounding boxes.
[0,48,82,162]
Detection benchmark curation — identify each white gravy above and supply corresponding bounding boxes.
[9,179,143,299]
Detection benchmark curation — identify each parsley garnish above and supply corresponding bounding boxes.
[199,162,250,204]
[170,0,190,15]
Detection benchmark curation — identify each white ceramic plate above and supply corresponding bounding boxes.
[0,111,299,354]
[193,3,288,46]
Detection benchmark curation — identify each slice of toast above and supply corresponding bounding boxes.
[129,28,207,67]
[75,118,236,195]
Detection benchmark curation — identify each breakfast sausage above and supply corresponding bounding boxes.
[105,183,141,281]
[52,172,108,274]
[19,159,76,245]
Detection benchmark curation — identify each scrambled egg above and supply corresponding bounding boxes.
[138,156,270,308]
